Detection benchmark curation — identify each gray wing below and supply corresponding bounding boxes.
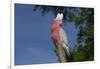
[59,27,69,46]
[59,27,70,57]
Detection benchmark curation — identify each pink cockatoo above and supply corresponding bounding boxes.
[51,13,70,57]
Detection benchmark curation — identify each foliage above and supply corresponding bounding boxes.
[72,8,94,61]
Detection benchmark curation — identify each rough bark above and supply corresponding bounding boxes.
[56,44,67,62]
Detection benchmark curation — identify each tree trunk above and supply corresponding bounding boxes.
[56,44,67,62]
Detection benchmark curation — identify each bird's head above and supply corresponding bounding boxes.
[55,13,63,24]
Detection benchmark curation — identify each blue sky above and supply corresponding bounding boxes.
[15,4,78,65]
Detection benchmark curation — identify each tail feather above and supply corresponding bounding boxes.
[62,43,70,57]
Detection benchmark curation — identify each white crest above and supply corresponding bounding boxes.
[55,13,63,21]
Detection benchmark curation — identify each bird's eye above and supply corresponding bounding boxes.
[60,24,62,26]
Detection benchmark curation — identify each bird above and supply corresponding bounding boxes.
[51,13,70,58]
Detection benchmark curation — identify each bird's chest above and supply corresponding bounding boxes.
[51,28,61,42]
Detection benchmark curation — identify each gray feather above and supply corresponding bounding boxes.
[59,27,70,57]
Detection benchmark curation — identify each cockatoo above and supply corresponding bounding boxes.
[51,13,70,57]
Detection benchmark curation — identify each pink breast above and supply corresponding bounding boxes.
[51,20,61,43]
